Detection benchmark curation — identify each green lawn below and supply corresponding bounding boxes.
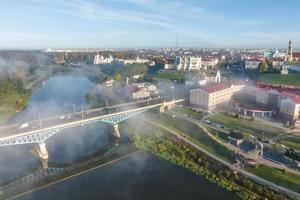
[258,73,300,86]
[146,113,235,163]
[175,107,204,120]
[153,70,185,80]
[246,165,300,193]
[279,136,300,151]
[208,113,285,139]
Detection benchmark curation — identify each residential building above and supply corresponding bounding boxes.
[175,56,202,70]
[201,56,219,69]
[94,54,114,64]
[117,57,154,65]
[164,56,202,70]
[245,58,260,69]
[272,58,285,70]
[131,87,150,100]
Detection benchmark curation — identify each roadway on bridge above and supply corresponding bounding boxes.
[0,97,168,138]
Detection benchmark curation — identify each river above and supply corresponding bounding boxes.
[0,75,239,200]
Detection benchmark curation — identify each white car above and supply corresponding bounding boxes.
[59,115,65,120]
[19,123,29,129]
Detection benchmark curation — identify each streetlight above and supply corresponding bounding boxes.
[170,86,174,100]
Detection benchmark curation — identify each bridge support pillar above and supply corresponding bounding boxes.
[111,123,121,138]
[35,142,49,169]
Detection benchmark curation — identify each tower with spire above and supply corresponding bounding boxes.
[286,39,293,61]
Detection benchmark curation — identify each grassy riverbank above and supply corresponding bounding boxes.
[0,78,31,123]
[125,120,291,200]
[208,113,285,139]
[246,165,300,193]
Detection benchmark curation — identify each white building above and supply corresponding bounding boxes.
[272,58,285,70]
[117,57,154,65]
[94,54,114,64]
[280,97,300,122]
[164,56,202,70]
[245,59,260,69]
[202,57,219,69]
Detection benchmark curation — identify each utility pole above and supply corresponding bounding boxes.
[39,115,42,128]
[33,107,36,121]
[81,107,84,119]
[73,103,76,113]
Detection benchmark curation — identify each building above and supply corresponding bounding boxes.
[285,40,300,62]
[131,87,150,100]
[272,58,285,70]
[279,97,300,123]
[94,54,114,64]
[117,57,154,65]
[175,56,202,70]
[190,82,245,110]
[245,58,260,69]
[164,56,202,70]
[201,56,219,69]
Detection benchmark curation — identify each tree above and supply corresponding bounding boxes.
[258,60,268,72]
[113,73,121,81]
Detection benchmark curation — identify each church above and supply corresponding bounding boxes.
[285,40,300,62]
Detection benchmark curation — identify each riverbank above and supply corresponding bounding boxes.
[0,78,31,124]
[125,118,294,200]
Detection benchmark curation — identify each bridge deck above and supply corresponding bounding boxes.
[0,98,184,140]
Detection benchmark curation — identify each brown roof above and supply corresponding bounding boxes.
[200,82,231,93]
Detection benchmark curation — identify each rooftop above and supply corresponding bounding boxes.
[200,82,231,93]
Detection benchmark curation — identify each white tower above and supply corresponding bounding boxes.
[215,70,221,83]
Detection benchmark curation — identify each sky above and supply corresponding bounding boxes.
[0,0,300,49]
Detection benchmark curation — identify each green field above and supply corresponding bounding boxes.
[208,113,285,139]
[279,136,300,151]
[153,70,185,80]
[147,113,235,163]
[174,107,204,120]
[246,165,300,193]
[258,73,300,86]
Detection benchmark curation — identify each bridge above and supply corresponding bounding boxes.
[0,98,184,169]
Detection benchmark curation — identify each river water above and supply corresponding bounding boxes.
[0,75,239,200]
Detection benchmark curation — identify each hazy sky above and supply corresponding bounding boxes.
[1,0,300,49]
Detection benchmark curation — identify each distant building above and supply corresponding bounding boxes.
[132,74,144,79]
[281,67,289,75]
[285,40,300,62]
[201,56,219,69]
[131,87,150,100]
[94,54,114,64]
[104,79,114,87]
[272,58,285,70]
[164,56,202,70]
[245,58,260,69]
[117,57,154,65]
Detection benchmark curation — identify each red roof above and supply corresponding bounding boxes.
[293,52,300,58]
[245,58,260,62]
[200,82,231,93]
[256,83,300,99]
[291,97,300,104]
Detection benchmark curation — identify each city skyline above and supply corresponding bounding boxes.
[1,0,300,49]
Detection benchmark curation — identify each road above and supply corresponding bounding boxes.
[146,119,300,200]
[0,97,174,138]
